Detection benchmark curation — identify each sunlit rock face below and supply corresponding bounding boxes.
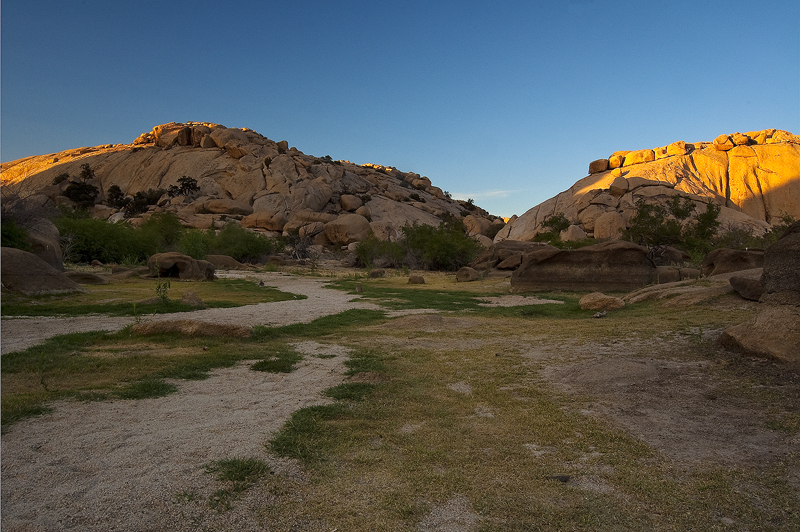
[497,129,800,242]
[0,122,503,243]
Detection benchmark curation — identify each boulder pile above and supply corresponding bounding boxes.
[497,129,800,243]
[1,122,503,245]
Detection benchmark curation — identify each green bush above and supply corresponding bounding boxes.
[533,213,572,245]
[55,214,161,264]
[402,219,481,271]
[623,197,721,256]
[52,173,70,186]
[106,185,129,209]
[355,233,405,268]
[167,176,200,198]
[63,181,99,209]
[1,218,31,251]
[212,223,279,264]
[140,211,184,248]
[178,229,215,260]
[123,188,165,218]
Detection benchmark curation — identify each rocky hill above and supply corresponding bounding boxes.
[1,122,504,245]
[497,129,800,243]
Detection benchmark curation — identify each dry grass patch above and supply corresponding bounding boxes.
[131,320,252,337]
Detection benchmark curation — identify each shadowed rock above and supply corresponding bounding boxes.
[1,247,83,295]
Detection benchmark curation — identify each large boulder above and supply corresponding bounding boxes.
[718,221,800,364]
[511,240,656,292]
[147,252,215,281]
[471,240,555,270]
[324,214,371,245]
[701,248,764,277]
[1,247,83,295]
[760,221,800,305]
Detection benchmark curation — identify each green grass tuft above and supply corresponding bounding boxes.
[251,346,303,373]
[268,404,349,462]
[115,377,178,400]
[325,382,375,401]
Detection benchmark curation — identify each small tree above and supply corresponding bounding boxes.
[167,176,200,198]
[106,185,130,209]
[623,196,721,257]
[63,182,99,209]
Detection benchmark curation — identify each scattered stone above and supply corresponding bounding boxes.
[456,266,480,282]
[511,241,657,292]
[579,292,625,311]
[180,290,206,308]
[368,269,386,278]
[205,254,249,270]
[718,221,800,364]
[588,158,609,174]
[131,320,250,337]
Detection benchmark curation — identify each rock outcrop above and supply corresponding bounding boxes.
[510,240,667,292]
[718,221,800,364]
[497,129,800,243]
[1,122,503,246]
[1,247,83,295]
[147,252,215,281]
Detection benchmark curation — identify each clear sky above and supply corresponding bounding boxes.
[2,0,798,218]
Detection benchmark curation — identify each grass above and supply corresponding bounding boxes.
[259,323,799,531]
[3,270,798,530]
[0,310,383,429]
[250,345,303,373]
[204,457,271,511]
[1,278,303,317]
[328,279,499,311]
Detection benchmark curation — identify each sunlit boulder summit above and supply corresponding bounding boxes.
[497,129,800,243]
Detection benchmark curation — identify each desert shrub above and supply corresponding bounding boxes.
[401,219,481,271]
[62,181,99,209]
[1,218,31,251]
[167,176,200,198]
[140,211,184,248]
[54,214,160,264]
[123,188,165,218]
[211,223,279,264]
[354,233,405,268]
[52,173,70,186]
[623,197,720,256]
[106,185,130,209]
[762,213,797,246]
[178,229,215,260]
[533,213,572,244]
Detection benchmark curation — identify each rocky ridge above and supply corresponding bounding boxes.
[497,129,800,243]
[1,122,504,245]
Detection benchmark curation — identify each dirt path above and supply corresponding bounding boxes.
[1,342,351,531]
[0,271,386,354]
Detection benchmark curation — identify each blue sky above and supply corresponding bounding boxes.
[2,1,798,217]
